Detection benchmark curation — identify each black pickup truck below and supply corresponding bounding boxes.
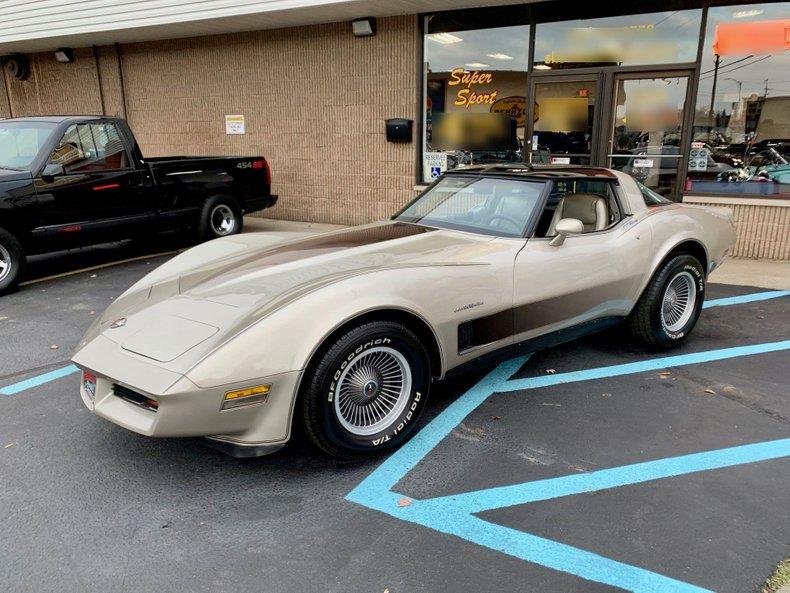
[0,115,277,293]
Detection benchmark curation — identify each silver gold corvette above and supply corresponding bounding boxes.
[73,165,735,458]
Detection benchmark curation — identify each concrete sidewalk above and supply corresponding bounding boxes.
[710,258,790,290]
[244,217,790,290]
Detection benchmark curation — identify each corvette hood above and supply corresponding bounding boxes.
[82,221,497,371]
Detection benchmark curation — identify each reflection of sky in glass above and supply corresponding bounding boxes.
[696,2,790,114]
[534,10,701,66]
[425,25,529,73]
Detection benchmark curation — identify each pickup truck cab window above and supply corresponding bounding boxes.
[49,122,129,173]
[0,120,58,170]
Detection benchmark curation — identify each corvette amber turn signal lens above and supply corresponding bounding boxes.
[222,384,271,410]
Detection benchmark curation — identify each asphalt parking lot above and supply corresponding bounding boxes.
[1,240,788,593]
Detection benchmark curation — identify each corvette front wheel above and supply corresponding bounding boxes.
[300,321,431,459]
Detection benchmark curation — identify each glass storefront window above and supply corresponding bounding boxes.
[689,3,790,197]
[531,79,598,165]
[609,76,690,201]
[423,23,529,182]
[533,11,701,70]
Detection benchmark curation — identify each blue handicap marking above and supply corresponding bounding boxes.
[347,337,790,593]
[430,166,442,178]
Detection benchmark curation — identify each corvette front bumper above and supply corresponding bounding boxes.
[74,336,302,452]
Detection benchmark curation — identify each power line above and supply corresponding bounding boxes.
[699,55,772,81]
[699,55,753,75]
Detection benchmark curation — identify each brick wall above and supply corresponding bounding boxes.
[1,16,419,226]
[685,197,790,260]
[3,47,104,115]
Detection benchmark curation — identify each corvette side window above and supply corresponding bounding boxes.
[533,180,622,238]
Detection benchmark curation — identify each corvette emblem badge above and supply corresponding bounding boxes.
[110,318,127,329]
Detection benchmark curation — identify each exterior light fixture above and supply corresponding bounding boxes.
[351,17,376,37]
[54,48,74,63]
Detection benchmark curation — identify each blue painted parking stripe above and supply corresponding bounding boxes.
[410,438,790,514]
[347,340,790,505]
[501,340,790,393]
[0,364,79,396]
[393,505,714,593]
[703,289,789,309]
[347,356,530,503]
[347,337,790,593]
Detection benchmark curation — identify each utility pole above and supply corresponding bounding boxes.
[708,54,720,129]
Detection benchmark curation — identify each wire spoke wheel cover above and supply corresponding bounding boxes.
[334,346,412,436]
[661,271,696,333]
[0,243,11,282]
[210,204,236,235]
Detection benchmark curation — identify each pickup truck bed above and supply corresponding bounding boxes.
[0,115,277,294]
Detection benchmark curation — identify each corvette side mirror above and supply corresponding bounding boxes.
[549,218,584,247]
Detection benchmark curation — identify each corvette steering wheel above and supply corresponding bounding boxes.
[488,213,522,233]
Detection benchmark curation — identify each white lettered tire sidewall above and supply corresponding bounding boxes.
[652,255,705,344]
[302,321,430,458]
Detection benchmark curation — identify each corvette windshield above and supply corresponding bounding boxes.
[396,176,546,237]
[0,121,58,170]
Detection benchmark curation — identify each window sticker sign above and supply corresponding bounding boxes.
[225,115,245,135]
[550,156,571,165]
[688,142,710,172]
[424,152,448,180]
[633,158,654,168]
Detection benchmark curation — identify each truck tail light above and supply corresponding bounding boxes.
[264,159,271,188]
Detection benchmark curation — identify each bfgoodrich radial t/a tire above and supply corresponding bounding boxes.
[628,254,705,348]
[300,321,431,459]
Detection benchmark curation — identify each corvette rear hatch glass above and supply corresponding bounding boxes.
[396,176,546,237]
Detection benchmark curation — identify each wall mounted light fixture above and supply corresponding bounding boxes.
[351,17,376,37]
[54,48,74,63]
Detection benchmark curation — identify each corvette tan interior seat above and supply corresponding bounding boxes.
[547,193,609,235]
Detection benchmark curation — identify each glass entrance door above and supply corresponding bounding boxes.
[529,75,599,166]
[607,74,690,200]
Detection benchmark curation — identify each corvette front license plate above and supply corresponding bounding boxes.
[83,372,96,402]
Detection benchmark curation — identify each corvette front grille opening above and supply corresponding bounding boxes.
[112,384,159,412]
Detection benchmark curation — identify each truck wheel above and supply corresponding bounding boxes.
[0,228,25,296]
[198,197,243,240]
[628,254,705,348]
[300,321,431,459]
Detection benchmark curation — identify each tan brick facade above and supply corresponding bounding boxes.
[685,197,790,260]
[1,16,419,226]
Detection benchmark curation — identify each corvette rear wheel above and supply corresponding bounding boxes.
[628,254,705,348]
[300,321,431,459]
